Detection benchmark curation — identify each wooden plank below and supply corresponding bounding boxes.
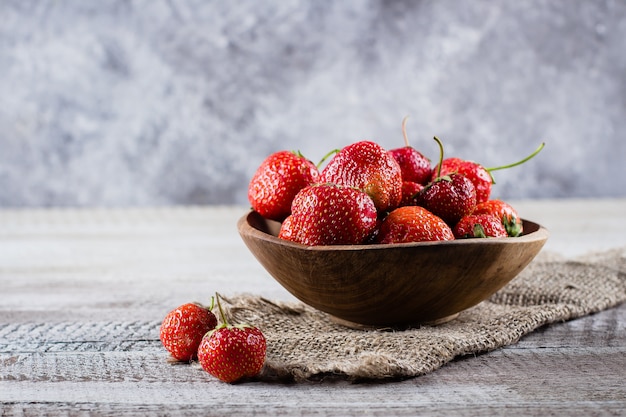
[515,304,626,348]
[0,203,625,415]
[1,305,624,415]
[1,346,624,416]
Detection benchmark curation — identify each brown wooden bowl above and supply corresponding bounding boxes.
[237,210,549,328]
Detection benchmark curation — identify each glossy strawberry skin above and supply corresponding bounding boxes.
[433,157,492,204]
[417,173,477,226]
[197,325,266,383]
[376,206,454,244]
[278,184,378,246]
[453,214,508,239]
[388,147,432,185]
[473,199,523,237]
[248,151,320,221]
[159,303,217,361]
[399,181,424,207]
[321,141,402,213]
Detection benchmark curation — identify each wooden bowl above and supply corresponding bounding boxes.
[237,210,549,328]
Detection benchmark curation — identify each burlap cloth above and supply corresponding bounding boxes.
[220,247,626,382]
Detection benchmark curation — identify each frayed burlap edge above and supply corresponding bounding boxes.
[220,247,626,382]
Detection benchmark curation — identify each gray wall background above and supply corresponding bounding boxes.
[1,0,625,208]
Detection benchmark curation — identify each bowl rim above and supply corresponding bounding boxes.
[238,210,549,251]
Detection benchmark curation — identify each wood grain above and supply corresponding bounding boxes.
[1,200,625,416]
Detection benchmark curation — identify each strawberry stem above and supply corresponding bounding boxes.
[214,292,229,327]
[433,136,445,178]
[485,142,545,172]
[401,116,410,147]
[317,148,340,169]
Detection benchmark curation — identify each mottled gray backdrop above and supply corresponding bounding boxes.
[1,0,625,207]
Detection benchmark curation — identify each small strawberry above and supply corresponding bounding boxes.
[416,137,476,226]
[376,205,454,244]
[248,150,320,221]
[159,302,217,361]
[197,294,266,383]
[278,183,378,246]
[453,214,508,239]
[388,117,432,185]
[432,157,492,204]
[399,181,424,207]
[321,140,402,213]
[473,199,523,237]
[432,143,545,204]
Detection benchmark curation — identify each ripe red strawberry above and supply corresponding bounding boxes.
[321,140,402,212]
[388,117,432,185]
[197,295,266,383]
[248,150,320,221]
[432,143,545,204]
[159,302,217,361]
[417,137,476,226]
[278,183,378,246]
[433,157,492,204]
[399,181,424,207]
[376,205,454,244]
[453,214,508,238]
[417,173,476,226]
[473,199,523,237]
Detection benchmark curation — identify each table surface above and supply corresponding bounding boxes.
[1,199,625,416]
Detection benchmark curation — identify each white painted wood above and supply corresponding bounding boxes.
[0,200,625,416]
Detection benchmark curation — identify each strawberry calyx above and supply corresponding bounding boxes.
[472,223,487,238]
[503,215,523,237]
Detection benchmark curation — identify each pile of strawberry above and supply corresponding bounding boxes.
[159,294,266,383]
[248,118,544,244]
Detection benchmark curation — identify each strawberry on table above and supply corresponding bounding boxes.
[248,150,320,221]
[376,205,454,244]
[453,214,508,239]
[321,140,402,213]
[278,183,378,246]
[159,302,217,362]
[473,199,523,237]
[197,294,266,383]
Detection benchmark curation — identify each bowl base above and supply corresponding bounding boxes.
[329,313,460,330]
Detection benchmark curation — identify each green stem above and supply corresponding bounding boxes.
[433,136,445,178]
[486,142,545,172]
[215,292,229,327]
[317,148,340,169]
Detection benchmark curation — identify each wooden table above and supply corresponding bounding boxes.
[1,199,625,416]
